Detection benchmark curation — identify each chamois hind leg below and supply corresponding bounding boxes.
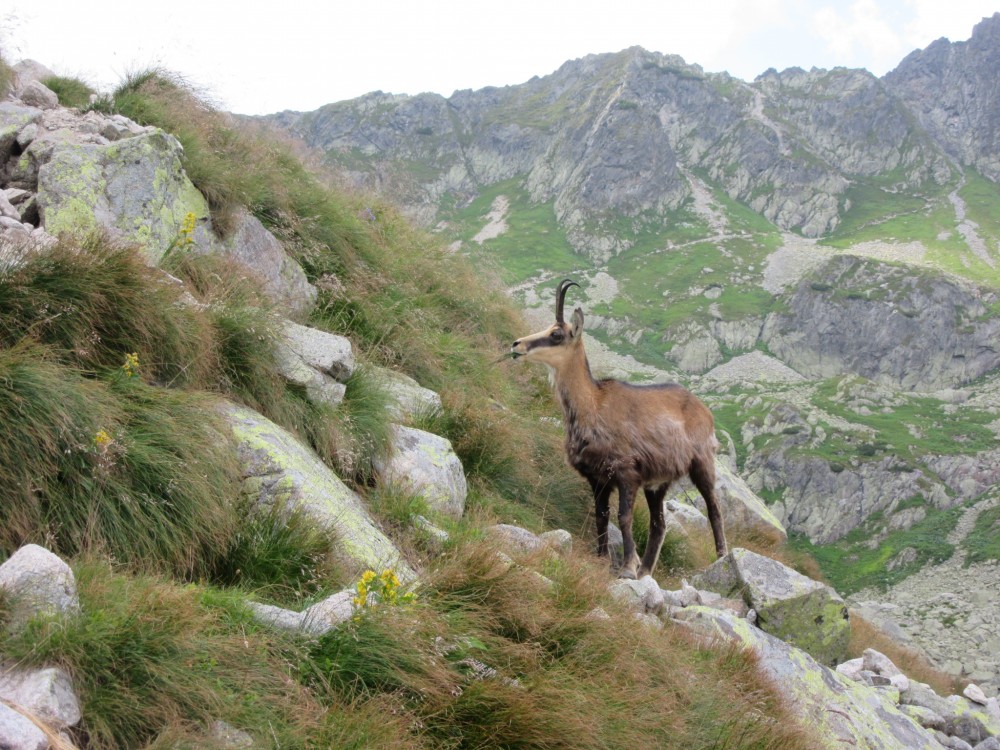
[616,480,641,579]
[589,476,614,559]
[638,483,669,578]
[690,457,728,558]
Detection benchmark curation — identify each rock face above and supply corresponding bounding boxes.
[223,403,414,581]
[763,255,1000,391]
[886,13,1000,182]
[693,548,850,665]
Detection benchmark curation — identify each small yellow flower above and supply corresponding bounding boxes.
[122,352,140,378]
[94,429,113,450]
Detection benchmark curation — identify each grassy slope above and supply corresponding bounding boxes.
[0,69,822,748]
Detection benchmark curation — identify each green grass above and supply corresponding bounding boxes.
[790,501,963,595]
[963,503,1000,566]
[42,75,95,108]
[442,177,589,284]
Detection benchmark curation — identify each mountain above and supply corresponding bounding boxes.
[259,15,1000,693]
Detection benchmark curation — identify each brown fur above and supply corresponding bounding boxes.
[512,280,727,578]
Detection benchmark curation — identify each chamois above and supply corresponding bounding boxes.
[511,279,727,579]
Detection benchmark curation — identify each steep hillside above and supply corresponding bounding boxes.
[259,14,1000,694]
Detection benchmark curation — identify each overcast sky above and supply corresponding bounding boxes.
[2,0,998,115]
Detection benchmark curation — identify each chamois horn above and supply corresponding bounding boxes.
[555,279,580,324]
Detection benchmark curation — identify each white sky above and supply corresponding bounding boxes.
[2,0,998,115]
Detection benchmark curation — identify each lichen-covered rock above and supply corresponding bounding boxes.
[901,681,1000,746]
[673,606,940,749]
[692,547,850,665]
[370,366,442,421]
[0,544,80,626]
[216,209,316,318]
[0,664,82,729]
[18,80,58,110]
[36,130,213,262]
[375,425,467,519]
[223,403,413,581]
[0,103,43,163]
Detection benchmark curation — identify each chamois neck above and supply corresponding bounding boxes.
[551,343,598,419]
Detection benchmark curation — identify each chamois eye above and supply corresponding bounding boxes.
[551,329,565,343]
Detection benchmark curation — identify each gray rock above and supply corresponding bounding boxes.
[216,209,316,318]
[836,657,865,681]
[609,576,665,615]
[375,425,467,519]
[675,461,786,541]
[272,338,346,408]
[965,683,990,706]
[17,81,59,110]
[0,544,80,626]
[0,701,47,750]
[974,737,1000,750]
[413,514,450,549]
[245,601,305,632]
[902,682,1000,746]
[11,60,56,90]
[0,664,82,729]
[863,647,904,678]
[223,403,414,581]
[280,321,354,382]
[673,606,940,749]
[301,591,355,635]
[211,720,254,748]
[900,704,947,731]
[692,547,850,665]
[0,103,43,163]
[486,524,545,554]
[370,366,442,421]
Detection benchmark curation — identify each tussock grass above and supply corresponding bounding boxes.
[0,234,216,386]
[42,75,95,109]
[0,342,239,575]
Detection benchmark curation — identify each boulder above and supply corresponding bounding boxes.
[902,682,1000,746]
[223,403,413,581]
[11,60,56,90]
[279,321,354,382]
[216,209,316,318]
[692,547,849,665]
[36,130,213,263]
[375,425,467,519]
[272,337,346,408]
[0,664,81,729]
[17,81,59,110]
[301,590,355,635]
[0,544,80,626]
[539,529,573,554]
[370,366,442,421]
[486,524,545,554]
[608,576,665,615]
[673,606,940,749]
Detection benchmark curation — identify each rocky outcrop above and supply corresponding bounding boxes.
[693,548,850,665]
[674,606,941,750]
[224,403,414,581]
[763,255,1000,391]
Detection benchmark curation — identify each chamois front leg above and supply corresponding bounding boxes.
[590,476,613,558]
[616,480,641,579]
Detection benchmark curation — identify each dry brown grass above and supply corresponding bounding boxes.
[848,611,965,696]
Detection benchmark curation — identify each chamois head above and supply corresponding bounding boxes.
[511,279,584,368]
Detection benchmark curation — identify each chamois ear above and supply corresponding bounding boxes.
[571,307,584,338]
